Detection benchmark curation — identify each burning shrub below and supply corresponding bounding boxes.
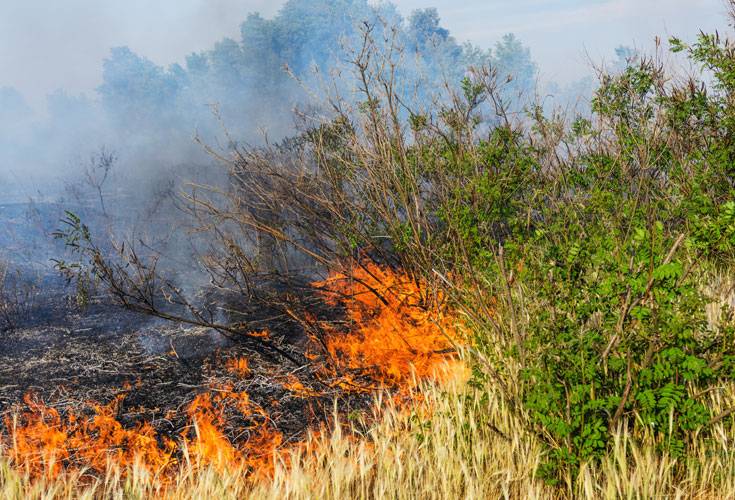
[310,261,461,392]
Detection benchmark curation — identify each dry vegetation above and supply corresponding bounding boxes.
[0,260,38,333]
[3,366,735,499]
[5,10,735,500]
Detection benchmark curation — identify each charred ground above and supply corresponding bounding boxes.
[0,259,372,456]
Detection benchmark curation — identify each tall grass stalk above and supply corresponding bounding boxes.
[3,361,735,499]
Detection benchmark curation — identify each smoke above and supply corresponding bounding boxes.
[0,0,726,275]
[0,3,443,281]
[0,1,511,196]
[2,0,722,189]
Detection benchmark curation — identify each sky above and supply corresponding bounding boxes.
[0,0,729,113]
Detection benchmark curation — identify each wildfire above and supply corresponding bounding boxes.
[5,388,282,479]
[282,375,323,398]
[311,261,461,392]
[5,393,176,478]
[225,357,251,377]
[1,261,464,483]
[184,390,281,475]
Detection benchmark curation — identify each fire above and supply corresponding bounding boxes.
[5,388,282,479]
[1,260,465,483]
[312,261,461,392]
[184,393,238,470]
[4,393,176,478]
[282,375,323,398]
[184,390,281,475]
[225,357,251,377]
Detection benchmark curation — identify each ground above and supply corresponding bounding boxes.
[0,276,368,449]
[0,200,376,462]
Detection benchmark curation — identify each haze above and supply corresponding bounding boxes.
[1,0,727,113]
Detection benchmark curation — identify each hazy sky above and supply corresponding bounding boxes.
[1,0,729,112]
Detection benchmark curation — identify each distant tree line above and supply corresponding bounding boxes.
[1,0,539,193]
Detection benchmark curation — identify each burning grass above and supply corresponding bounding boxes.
[4,371,735,499]
[310,262,461,392]
[0,261,462,489]
[5,393,177,479]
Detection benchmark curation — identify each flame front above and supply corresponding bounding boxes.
[312,261,462,392]
[184,390,281,475]
[1,261,464,482]
[5,393,176,478]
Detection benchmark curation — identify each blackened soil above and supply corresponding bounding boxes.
[0,280,368,445]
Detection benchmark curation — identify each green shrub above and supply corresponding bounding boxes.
[444,33,735,481]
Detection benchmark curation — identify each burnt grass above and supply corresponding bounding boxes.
[0,274,373,451]
[0,200,375,453]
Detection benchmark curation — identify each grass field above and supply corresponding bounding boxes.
[3,357,735,499]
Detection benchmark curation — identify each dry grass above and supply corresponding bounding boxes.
[2,360,735,499]
[705,273,735,331]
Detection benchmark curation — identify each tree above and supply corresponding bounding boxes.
[492,33,537,106]
[98,47,180,129]
[409,8,450,49]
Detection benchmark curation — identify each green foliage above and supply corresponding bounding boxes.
[519,211,735,478]
[429,27,735,483]
[52,211,95,308]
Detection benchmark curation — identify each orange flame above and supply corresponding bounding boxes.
[1,260,464,483]
[282,375,323,398]
[312,261,461,392]
[183,389,282,475]
[225,357,252,377]
[4,393,176,478]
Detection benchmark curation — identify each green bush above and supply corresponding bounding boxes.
[443,34,735,481]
